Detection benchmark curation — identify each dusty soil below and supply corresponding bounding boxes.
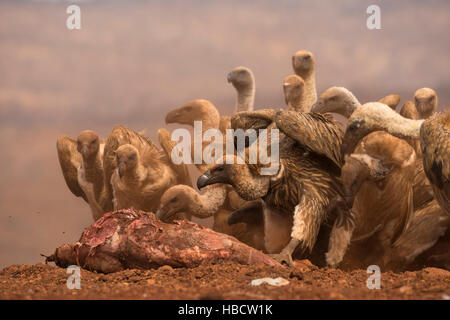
[1,260,449,300]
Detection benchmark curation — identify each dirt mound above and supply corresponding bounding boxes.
[0,261,449,300]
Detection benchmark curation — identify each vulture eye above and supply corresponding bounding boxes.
[170,197,177,203]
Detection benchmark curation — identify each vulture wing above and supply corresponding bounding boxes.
[56,136,87,202]
[274,110,343,168]
[158,128,193,187]
[421,112,450,215]
[230,109,277,132]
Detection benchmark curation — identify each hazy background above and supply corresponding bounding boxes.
[1,0,449,268]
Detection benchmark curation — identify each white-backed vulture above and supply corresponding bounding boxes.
[311,86,401,116]
[282,75,308,112]
[57,130,111,220]
[197,109,346,265]
[227,66,255,113]
[341,102,450,217]
[292,50,316,111]
[103,125,181,212]
[414,87,438,119]
[165,99,222,172]
[156,184,265,250]
[326,131,416,268]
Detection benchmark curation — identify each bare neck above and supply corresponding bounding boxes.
[236,85,255,113]
[189,185,227,217]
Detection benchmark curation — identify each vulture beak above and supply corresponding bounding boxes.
[227,72,233,83]
[155,207,171,222]
[196,168,230,190]
[165,109,180,124]
[80,145,89,159]
[118,162,126,178]
[310,102,320,113]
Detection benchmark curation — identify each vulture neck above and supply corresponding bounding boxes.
[296,69,316,110]
[235,84,255,113]
[341,95,361,118]
[287,94,305,112]
[380,117,424,140]
[82,152,103,176]
[122,163,147,187]
[189,185,227,217]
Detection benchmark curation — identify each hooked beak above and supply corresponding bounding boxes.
[165,109,180,124]
[80,145,89,159]
[227,73,233,83]
[118,162,126,178]
[196,169,230,190]
[310,101,324,113]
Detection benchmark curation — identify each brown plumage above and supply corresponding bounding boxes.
[227,66,255,113]
[103,125,179,213]
[378,94,401,110]
[283,75,308,112]
[56,130,110,220]
[197,109,346,265]
[292,50,317,110]
[327,131,416,267]
[342,102,450,217]
[385,199,448,268]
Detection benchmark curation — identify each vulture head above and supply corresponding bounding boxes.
[283,75,305,107]
[311,86,360,117]
[292,50,315,77]
[227,66,255,91]
[77,130,100,161]
[197,155,272,201]
[156,185,192,223]
[341,102,424,157]
[165,99,220,128]
[414,88,438,119]
[378,94,401,110]
[115,144,139,178]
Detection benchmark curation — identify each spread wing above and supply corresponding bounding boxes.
[158,128,192,187]
[56,136,87,202]
[274,110,343,168]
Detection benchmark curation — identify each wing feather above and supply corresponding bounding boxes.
[56,136,87,202]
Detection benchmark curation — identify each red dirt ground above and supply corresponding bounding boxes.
[1,260,449,300]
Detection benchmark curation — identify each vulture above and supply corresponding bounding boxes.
[197,109,347,265]
[282,75,308,112]
[56,130,111,220]
[311,86,401,116]
[292,50,317,110]
[341,102,450,217]
[156,184,265,250]
[227,66,255,113]
[165,99,222,172]
[414,87,438,119]
[103,125,188,213]
[326,131,416,268]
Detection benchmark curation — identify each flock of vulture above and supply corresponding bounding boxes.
[57,50,450,270]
